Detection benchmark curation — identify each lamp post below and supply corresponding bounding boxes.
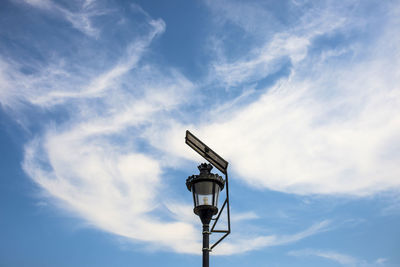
[184,130,231,267]
[186,163,225,267]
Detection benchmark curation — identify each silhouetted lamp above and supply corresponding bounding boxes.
[186,163,225,225]
[185,130,231,267]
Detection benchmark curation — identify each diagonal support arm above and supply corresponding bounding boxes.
[210,171,231,250]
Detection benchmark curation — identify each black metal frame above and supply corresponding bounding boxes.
[210,170,230,250]
[185,130,228,174]
[185,130,231,251]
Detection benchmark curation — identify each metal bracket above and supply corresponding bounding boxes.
[210,170,231,250]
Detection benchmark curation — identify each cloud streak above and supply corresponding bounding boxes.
[205,0,351,88]
[20,0,104,37]
[215,220,331,255]
[288,249,388,266]
[1,0,400,257]
[149,0,400,196]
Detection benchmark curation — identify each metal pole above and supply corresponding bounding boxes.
[202,224,210,267]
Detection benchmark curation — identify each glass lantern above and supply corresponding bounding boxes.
[186,163,225,217]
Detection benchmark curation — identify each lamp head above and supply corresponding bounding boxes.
[186,163,225,224]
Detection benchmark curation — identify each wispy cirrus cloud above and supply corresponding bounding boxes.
[288,249,388,266]
[19,0,105,37]
[2,0,335,254]
[23,133,200,253]
[204,0,353,88]
[1,0,400,257]
[215,220,331,255]
[1,1,165,109]
[4,0,198,255]
[148,0,400,196]
[29,19,166,106]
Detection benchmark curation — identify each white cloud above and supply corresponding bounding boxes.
[29,20,166,106]
[231,211,259,222]
[6,2,200,255]
[204,0,281,36]
[23,135,200,254]
[288,249,388,267]
[22,0,52,9]
[2,0,400,257]
[148,1,400,196]
[17,39,199,254]
[4,0,282,255]
[288,249,359,266]
[20,0,107,37]
[375,258,388,265]
[380,193,400,216]
[22,106,327,254]
[215,220,330,255]
[0,13,166,109]
[0,59,14,107]
[205,0,350,87]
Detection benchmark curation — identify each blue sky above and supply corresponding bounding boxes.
[1,0,400,266]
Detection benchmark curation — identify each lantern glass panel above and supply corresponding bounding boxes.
[192,181,221,207]
[214,183,221,206]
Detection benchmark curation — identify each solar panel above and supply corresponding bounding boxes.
[185,130,228,174]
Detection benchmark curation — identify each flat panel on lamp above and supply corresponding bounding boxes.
[185,130,228,174]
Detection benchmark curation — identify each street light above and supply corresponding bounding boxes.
[186,163,225,224]
[186,163,224,267]
[185,130,231,267]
